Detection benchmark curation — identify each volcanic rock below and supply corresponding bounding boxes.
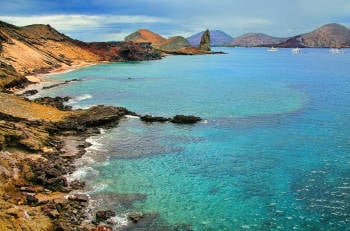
[140,115,169,122]
[171,115,202,124]
[199,29,211,51]
[95,210,116,223]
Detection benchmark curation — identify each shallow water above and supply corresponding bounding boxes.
[42,48,350,230]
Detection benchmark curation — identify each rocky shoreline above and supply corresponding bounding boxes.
[0,87,202,230]
[0,20,207,230]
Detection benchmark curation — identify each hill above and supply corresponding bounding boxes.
[124,29,166,46]
[125,29,197,52]
[187,30,233,46]
[158,36,190,51]
[277,23,350,48]
[228,33,286,47]
[0,21,161,90]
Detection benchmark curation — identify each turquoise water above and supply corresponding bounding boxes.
[42,48,349,230]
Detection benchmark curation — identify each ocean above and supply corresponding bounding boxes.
[37,48,350,230]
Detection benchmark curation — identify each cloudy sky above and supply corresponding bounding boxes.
[1,0,350,41]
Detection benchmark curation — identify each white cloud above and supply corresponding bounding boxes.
[0,14,169,31]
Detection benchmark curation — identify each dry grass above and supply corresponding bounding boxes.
[0,93,71,122]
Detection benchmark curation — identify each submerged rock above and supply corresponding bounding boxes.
[95,210,116,223]
[128,213,144,223]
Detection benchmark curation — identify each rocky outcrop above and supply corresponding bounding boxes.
[140,114,202,124]
[79,41,161,61]
[228,33,287,47]
[199,29,211,51]
[171,115,202,124]
[34,96,72,111]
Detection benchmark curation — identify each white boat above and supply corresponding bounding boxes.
[292,48,301,54]
[329,48,345,54]
[267,47,278,52]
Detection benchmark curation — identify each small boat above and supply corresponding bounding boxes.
[329,48,345,54]
[267,47,278,52]
[292,48,301,54]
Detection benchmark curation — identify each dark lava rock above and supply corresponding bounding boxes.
[57,105,129,130]
[21,89,38,96]
[69,194,88,202]
[25,194,39,206]
[34,96,72,111]
[95,210,116,223]
[140,115,169,122]
[128,213,144,223]
[170,115,202,124]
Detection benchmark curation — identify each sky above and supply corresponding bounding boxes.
[1,0,350,42]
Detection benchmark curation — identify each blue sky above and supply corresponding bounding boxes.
[1,0,350,41]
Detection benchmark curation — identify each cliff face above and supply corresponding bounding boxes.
[0,21,161,90]
[228,33,286,47]
[0,22,100,75]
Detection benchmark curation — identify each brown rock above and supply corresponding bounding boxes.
[199,29,211,51]
[95,210,116,223]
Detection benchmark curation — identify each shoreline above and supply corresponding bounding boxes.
[25,61,101,84]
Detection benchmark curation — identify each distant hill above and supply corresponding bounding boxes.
[158,36,190,51]
[277,23,350,48]
[228,33,287,47]
[187,30,233,47]
[124,29,166,46]
[125,29,192,51]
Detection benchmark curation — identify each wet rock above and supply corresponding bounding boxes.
[34,96,72,111]
[170,115,202,124]
[57,105,129,130]
[42,79,81,90]
[91,226,113,231]
[128,213,144,223]
[69,179,86,190]
[21,89,38,96]
[95,210,116,223]
[199,29,211,51]
[69,194,88,202]
[140,114,169,122]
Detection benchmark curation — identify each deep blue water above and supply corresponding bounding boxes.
[40,48,349,230]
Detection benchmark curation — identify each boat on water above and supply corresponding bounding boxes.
[292,48,301,54]
[267,47,278,52]
[329,48,345,54]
